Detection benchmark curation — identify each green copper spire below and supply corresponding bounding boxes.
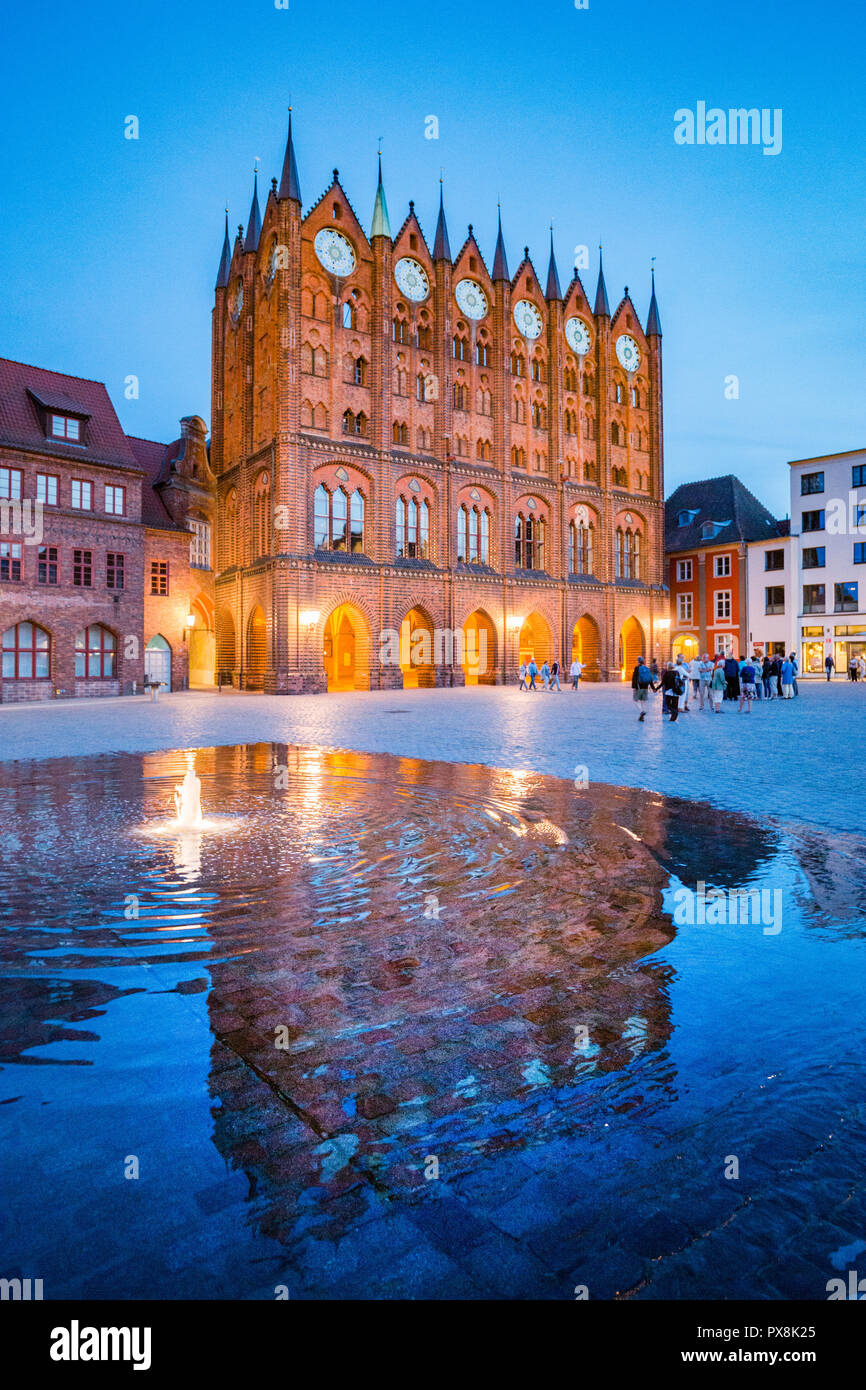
[371,152,391,239]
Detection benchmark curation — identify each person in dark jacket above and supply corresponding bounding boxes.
[825,654,834,681]
[631,656,657,721]
[762,654,773,699]
[661,661,684,721]
[723,655,740,701]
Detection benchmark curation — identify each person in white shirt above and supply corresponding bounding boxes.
[569,658,584,691]
[675,653,690,711]
[688,656,702,705]
[697,653,713,710]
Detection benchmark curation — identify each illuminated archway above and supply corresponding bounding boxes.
[323,603,370,691]
[572,615,601,681]
[400,607,435,688]
[246,606,267,690]
[518,611,552,669]
[672,633,699,662]
[188,597,215,688]
[619,616,646,680]
[462,610,496,686]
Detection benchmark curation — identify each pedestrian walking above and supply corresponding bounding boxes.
[632,655,656,721]
[539,660,551,690]
[752,653,764,700]
[849,653,859,682]
[549,659,561,691]
[675,653,690,711]
[698,652,713,709]
[688,654,702,705]
[825,654,835,681]
[527,658,538,691]
[789,652,799,696]
[650,657,660,682]
[570,657,584,690]
[738,657,758,713]
[518,661,527,692]
[710,660,726,713]
[723,654,740,702]
[662,661,686,722]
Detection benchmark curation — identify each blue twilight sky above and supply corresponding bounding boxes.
[2,0,864,516]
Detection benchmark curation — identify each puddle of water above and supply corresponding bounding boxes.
[0,743,864,1300]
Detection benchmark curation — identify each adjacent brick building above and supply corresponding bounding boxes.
[665,475,784,661]
[211,114,668,691]
[0,358,215,701]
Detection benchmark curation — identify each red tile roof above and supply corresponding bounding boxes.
[127,435,188,532]
[0,357,141,470]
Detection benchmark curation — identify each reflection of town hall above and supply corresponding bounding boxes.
[212,113,667,692]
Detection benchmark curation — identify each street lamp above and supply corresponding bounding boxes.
[299,609,320,632]
[507,615,525,631]
[182,613,195,643]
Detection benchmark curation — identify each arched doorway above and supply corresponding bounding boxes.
[518,611,552,670]
[462,610,496,686]
[188,598,215,688]
[323,604,369,691]
[619,616,646,679]
[400,607,435,689]
[572,615,601,681]
[672,633,699,662]
[246,606,267,691]
[145,634,172,691]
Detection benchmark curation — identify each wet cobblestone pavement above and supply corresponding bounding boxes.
[2,743,865,1299]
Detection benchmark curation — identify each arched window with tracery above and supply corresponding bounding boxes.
[569,519,594,575]
[396,492,430,560]
[515,511,545,571]
[457,503,490,564]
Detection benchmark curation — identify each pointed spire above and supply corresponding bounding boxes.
[278,108,302,203]
[433,180,451,261]
[594,245,610,316]
[215,210,231,289]
[243,172,262,253]
[371,152,391,239]
[545,227,562,300]
[646,265,662,336]
[492,206,509,280]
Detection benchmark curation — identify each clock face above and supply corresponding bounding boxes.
[616,334,641,372]
[394,257,429,302]
[231,279,243,322]
[454,278,488,320]
[513,298,543,339]
[565,316,592,355]
[314,228,356,277]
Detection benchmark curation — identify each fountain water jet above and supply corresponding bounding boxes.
[174,752,203,830]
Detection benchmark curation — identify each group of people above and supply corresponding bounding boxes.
[518,658,563,691]
[631,651,801,722]
[826,653,866,681]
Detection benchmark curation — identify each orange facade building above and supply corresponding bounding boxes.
[211,115,668,692]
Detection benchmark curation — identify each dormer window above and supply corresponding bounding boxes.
[50,414,80,441]
[701,521,718,539]
[677,508,699,527]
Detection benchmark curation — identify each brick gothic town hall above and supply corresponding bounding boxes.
[212,113,667,692]
[0,111,668,700]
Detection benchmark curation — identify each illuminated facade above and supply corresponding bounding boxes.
[211,115,667,691]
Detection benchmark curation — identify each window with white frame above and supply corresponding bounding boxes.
[716,633,734,657]
[71,479,92,510]
[676,559,692,582]
[714,554,731,577]
[677,593,693,623]
[715,589,732,620]
[105,485,125,516]
[190,520,211,570]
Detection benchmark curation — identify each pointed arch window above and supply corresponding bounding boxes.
[332,486,348,551]
[342,302,355,329]
[457,503,490,564]
[225,488,238,567]
[393,317,408,343]
[350,490,364,552]
[570,520,594,575]
[314,484,330,549]
[515,512,545,571]
[254,472,271,557]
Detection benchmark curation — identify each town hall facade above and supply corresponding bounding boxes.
[211,114,667,691]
